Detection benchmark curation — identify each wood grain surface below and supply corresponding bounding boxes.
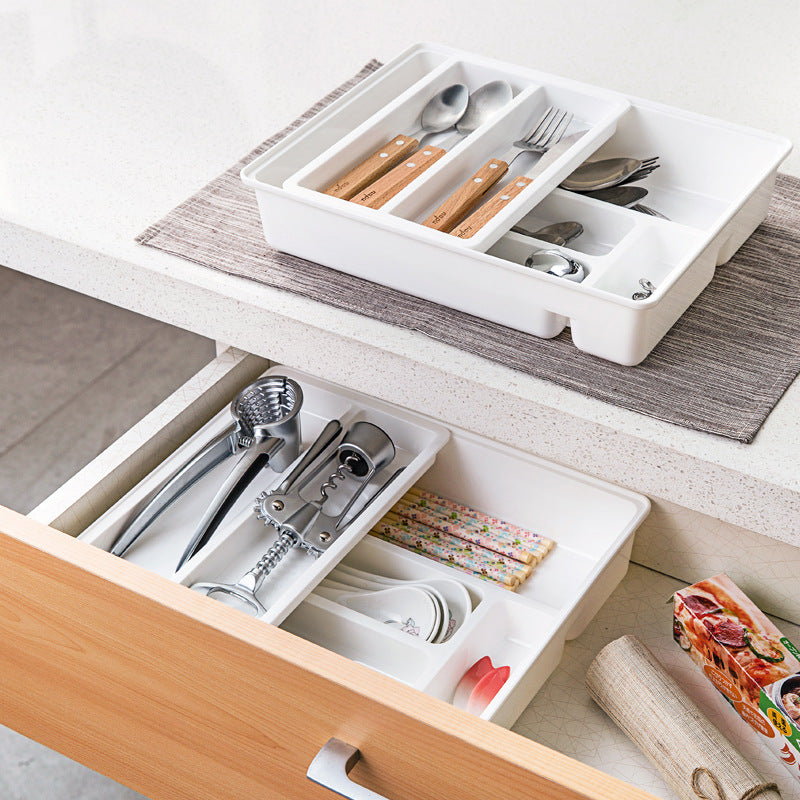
[422,159,509,231]
[451,175,533,238]
[323,136,419,200]
[0,505,660,800]
[351,146,446,209]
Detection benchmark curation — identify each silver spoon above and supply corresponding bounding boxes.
[351,81,512,210]
[561,157,658,192]
[583,185,648,207]
[323,83,470,200]
[439,80,513,144]
[525,250,586,282]
[632,203,669,219]
[512,220,583,246]
[582,185,670,219]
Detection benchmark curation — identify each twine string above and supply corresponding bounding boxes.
[691,767,780,800]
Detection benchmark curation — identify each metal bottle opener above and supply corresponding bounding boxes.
[190,420,404,616]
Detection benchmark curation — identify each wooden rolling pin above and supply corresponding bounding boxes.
[585,636,782,800]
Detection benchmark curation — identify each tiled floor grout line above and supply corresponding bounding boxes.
[0,325,167,461]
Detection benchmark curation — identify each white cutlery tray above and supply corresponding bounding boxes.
[77,366,648,728]
[241,43,791,365]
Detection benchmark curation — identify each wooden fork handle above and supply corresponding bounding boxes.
[351,146,447,209]
[451,175,533,239]
[322,135,419,200]
[421,159,509,232]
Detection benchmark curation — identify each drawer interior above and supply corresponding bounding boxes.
[26,349,800,799]
[70,357,647,731]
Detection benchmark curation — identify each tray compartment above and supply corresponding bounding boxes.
[499,188,639,256]
[578,101,790,233]
[78,366,450,626]
[281,593,436,684]
[584,224,707,297]
[244,49,453,190]
[287,58,536,198]
[385,81,626,228]
[281,423,649,726]
[426,602,568,728]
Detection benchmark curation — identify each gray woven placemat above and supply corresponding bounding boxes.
[138,60,800,443]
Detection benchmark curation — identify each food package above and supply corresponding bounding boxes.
[586,636,782,800]
[674,573,800,782]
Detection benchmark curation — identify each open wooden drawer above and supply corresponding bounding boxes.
[0,348,671,800]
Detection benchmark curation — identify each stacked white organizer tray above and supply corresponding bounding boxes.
[241,43,791,365]
[79,366,649,729]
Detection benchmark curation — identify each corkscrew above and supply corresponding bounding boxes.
[190,420,403,616]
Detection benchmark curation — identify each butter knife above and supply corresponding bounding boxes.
[449,131,586,239]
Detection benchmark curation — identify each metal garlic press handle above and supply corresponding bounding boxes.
[175,436,285,570]
[109,425,238,557]
[307,739,390,800]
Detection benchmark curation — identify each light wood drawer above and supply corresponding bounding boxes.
[2,348,659,800]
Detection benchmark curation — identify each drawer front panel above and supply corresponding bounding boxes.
[0,507,657,800]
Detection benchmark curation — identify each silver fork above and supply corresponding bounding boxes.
[616,159,660,187]
[422,107,574,234]
[498,106,574,169]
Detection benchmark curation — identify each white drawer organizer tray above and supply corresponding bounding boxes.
[241,43,791,365]
[78,366,649,729]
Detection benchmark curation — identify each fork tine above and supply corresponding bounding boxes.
[617,163,660,187]
[523,106,557,144]
[539,111,573,148]
[528,108,564,147]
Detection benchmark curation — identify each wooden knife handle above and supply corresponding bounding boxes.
[323,135,419,200]
[451,175,533,239]
[351,146,447,209]
[422,159,509,232]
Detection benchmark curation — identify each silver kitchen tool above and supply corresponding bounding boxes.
[190,420,402,616]
[525,249,586,282]
[632,203,670,219]
[583,185,648,207]
[110,376,303,559]
[632,279,657,300]
[561,157,659,192]
[512,220,584,245]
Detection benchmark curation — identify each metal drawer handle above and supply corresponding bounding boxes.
[307,738,391,800]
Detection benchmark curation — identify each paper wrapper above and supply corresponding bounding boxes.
[585,635,782,800]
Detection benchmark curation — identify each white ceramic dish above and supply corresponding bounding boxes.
[240,43,791,365]
[78,365,649,729]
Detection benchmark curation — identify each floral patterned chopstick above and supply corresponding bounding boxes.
[405,487,555,554]
[369,486,555,591]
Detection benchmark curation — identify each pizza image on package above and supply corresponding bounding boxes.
[674,574,800,782]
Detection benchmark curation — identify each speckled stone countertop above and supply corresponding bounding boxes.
[1,2,798,545]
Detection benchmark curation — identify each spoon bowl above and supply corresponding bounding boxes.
[315,582,440,641]
[561,157,652,192]
[421,84,470,135]
[455,80,513,136]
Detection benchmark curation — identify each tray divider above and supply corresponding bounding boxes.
[284,57,460,194]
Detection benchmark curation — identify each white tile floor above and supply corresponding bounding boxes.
[0,266,215,799]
